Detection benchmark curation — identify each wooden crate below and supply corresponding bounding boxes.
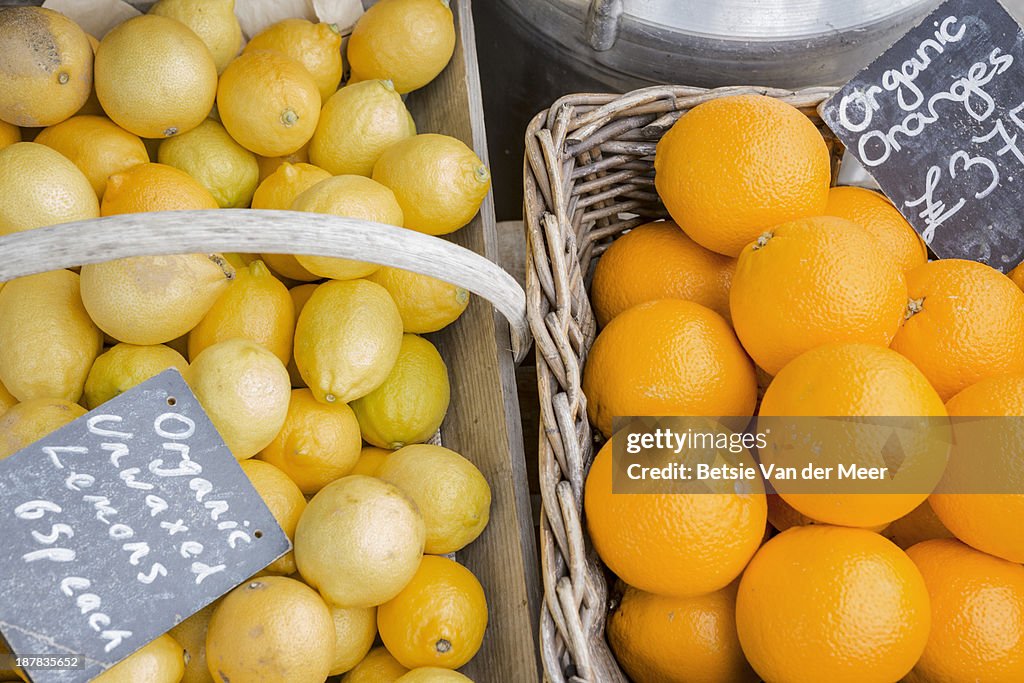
[0,0,541,680]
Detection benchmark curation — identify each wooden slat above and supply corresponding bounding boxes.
[407,1,541,681]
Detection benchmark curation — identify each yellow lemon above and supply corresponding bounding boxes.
[291,175,403,280]
[263,253,320,283]
[0,121,20,151]
[329,605,378,676]
[258,388,362,494]
[351,334,450,449]
[188,259,294,364]
[0,379,16,417]
[35,115,149,200]
[0,398,87,460]
[0,7,93,126]
[0,142,98,235]
[185,338,291,460]
[158,118,259,208]
[372,134,489,235]
[310,80,416,176]
[149,0,243,74]
[84,343,188,409]
[377,444,490,554]
[74,33,104,117]
[347,0,456,94]
[396,669,473,683]
[286,284,318,386]
[350,445,392,477]
[377,555,487,670]
[217,50,321,157]
[295,475,425,607]
[95,15,217,138]
[93,634,184,683]
[367,267,469,333]
[342,646,409,683]
[167,602,217,683]
[206,576,334,683]
[80,254,234,344]
[244,19,343,103]
[0,270,102,402]
[252,162,332,211]
[294,279,404,404]
[101,162,219,215]
[256,141,309,183]
[239,459,307,575]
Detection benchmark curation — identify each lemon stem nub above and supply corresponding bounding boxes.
[325,393,336,403]
[281,109,299,127]
[436,639,452,653]
[327,23,340,34]
[753,231,773,250]
[57,72,69,84]
[381,79,395,91]
[475,165,490,183]
[905,297,925,320]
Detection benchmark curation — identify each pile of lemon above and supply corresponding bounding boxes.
[0,1,493,682]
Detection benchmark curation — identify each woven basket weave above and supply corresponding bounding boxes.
[523,84,842,682]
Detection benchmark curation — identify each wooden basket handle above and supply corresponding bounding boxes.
[0,210,530,362]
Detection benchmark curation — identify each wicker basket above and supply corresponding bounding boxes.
[523,84,842,682]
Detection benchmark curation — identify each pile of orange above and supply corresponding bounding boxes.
[584,94,1024,682]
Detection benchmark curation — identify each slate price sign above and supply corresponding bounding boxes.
[822,0,1024,271]
[0,370,289,683]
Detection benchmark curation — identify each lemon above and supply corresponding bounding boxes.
[0,270,102,402]
[343,647,410,682]
[221,252,257,270]
[84,343,188,409]
[0,121,20,151]
[294,279,404,404]
[295,475,425,607]
[347,0,455,94]
[149,0,243,74]
[287,284,319,386]
[167,602,217,683]
[0,7,93,126]
[351,334,450,449]
[206,576,334,683]
[252,161,332,211]
[101,162,219,215]
[35,116,150,200]
[256,141,310,183]
[377,444,490,554]
[245,19,343,103]
[0,380,16,417]
[239,459,307,575]
[310,80,416,176]
[80,254,234,345]
[0,142,99,235]
[217,50,321,157]
[372,134,490,235]
[350,445,392,477]
[262,253,320,283]
[188,259,294,364]
[158,118,259,208]
[397,669,473,683]
[291,175,403,280]
[258,389,362,494]
[95,15,217,138]
[329,605,378,676]
[93,634,185,683]
[185,338,291,460]
[0,398,87,460]
[367,268,469,333]
[74,33,105,118]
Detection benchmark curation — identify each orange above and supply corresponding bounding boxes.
[585,438,766,598]
[767,493,890,534]
[239,459,306,574]
[905,539,1024,683]
[591,220,736,327]
[1009,260,1024,292]
[759,343,947,528]
[824,186,928,273]
[736,525,930,683]
[582,299,756,438]
[882,500,953,550]
[893,259,1024,401]
[729,216,907,375]
[377,555,487,670]
[607,581,757,683]
[931,373,1024,562]
[653,94,830,257]
[101,162,218,215]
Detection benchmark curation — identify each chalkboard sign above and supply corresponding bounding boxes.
[821,0,1024,271]
[0,370,290,683]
